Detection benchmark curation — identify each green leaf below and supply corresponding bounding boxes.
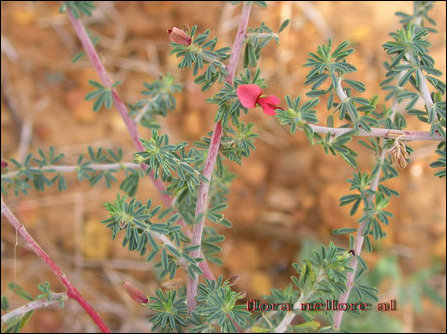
[278,19,290,33]
[333,228,357,235]
[8,283,33,301]
[1,295,9,311]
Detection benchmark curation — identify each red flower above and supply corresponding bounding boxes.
[1,160,7,169]
[236,84,281,116]
[168,27,191,47]
[122,282,148,304]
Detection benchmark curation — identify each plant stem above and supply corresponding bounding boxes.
[186,1,252,314]
[332,99,400,330]
[66,5,215,280]
[1,198,111,333]
[275,293,304,333]
[1,162,140,179]
[66,8,170,206]
[1,293,67,323]
[305,124,444,142]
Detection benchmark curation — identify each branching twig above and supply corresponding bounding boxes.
[186,1,253,314]
[65,5,215,280]
[332,101,401,330]
[66,8,171,206]
[1,198,111,333]
[1,162,140,179]
[1,293,67,323]
[306,124,444,142]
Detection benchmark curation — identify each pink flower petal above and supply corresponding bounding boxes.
[257,95,281,116]
[237,84,262,109]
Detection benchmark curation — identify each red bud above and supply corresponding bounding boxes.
[122,282,148,304]
[168,27,191,46]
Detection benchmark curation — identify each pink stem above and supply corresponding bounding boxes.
[66,9,171,205]
[333,103,400,329]
[1,198,111,333]
[307,124,444,142]
[332,150,386,329]
[187,2,252,313]
[66,7,216,281]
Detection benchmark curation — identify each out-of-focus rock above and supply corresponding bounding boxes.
[273,149,314,186]
[65,89,95,123]
[318,181,354,229]
[223,241,260,273]
[262,211,293,227]
[266,187,296,211]
[82,219,111,259]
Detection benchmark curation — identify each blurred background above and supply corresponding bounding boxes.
[1,1,446,332]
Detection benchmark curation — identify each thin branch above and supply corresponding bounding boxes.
[332,100,401,330]
[417,68,436,112]
[407,52,437,121]
[1,162,140,179]
[1,198,111,333]
[335,77,349,102]
[247,32,279,39]
[333,15,442,327]
[1,293,67,323]
[66,8,171,206]
[186,1,252,314]
[305,124,444,142]
[275,294,304,333]
[279,76,414,332]
[65,5,215,280]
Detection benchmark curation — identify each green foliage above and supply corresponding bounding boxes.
[148,289,188,333]
[395,2,437,29]
[303,40,378,131]
[102,194,203,279]
[253,243,371,332]
[1,147,142,196]
[244,23,279,68]
[71,30,99,63]
[370,255,446,312]
[59,1,96,18]
[85,80,121,112]
[129,74,182,129]
[381,2,446,175]
[10,1,442,333]
[208,68,265,126]
[429,142,446,177]
[201,227,225,266]
[196,122,259,165]
[382,12,446,140]
[169,25,230,91]
[1,282,64,333]
[189,276,251,332]
[135,130,207,192]
[230,1,267,8]
[275,95,319,136]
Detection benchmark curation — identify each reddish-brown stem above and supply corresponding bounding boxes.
[1,198,111,333]
[66,9,171,206]
[186,2,252,313]
[66,7,216,280]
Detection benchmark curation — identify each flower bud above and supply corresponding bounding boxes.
[168,27,191,46]
[122,282,148,304]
